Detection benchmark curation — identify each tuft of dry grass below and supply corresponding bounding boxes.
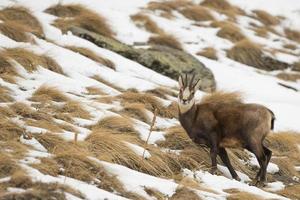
[148,34,183,50]
[157,125,192,150]
[59,101,92,119]
[293,61,300,72]
[278,185,300,200]
[227,39,289,71]
[147,0,192,18]
[121,103,150,124]
[30,85,69,102]
[170,187,202,200]
[146,87,177,99]
[0,6,44,41]
[9,170,33,189]
[46,4,114,38]
[31,157,60,177]
[0,85,13,102]
[276,72,300,82]
[0,153,19,178]
[91,115,137,134]
[65,46,115,70]
[216,23,246,43]
[284,28,300,43]
[197,47,218,60]
[0,118,25,141]
[225,189,264,200]
[252,10,280,26]
[4,48,64,74]
[130,13,164,34]
[85,86,107,95]
[201,0,244,19]
[283,43,297,50]
[91,75,124,92]
[179,5,214,21]
[0,51,18,82]
[119,91,177,118]
[144,187,165,200]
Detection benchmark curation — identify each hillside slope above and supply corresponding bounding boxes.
[0,0,300,199]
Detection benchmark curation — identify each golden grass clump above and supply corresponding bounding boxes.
[92,115,137,134]
[119,91,176,118]
[201,0,244,19]
[148,34,183,50]
[65,46,115,70]
[0,153,19,178]
[9,102,50,121]
[227,39,289,71]
[0,51,18,82]
[86,130,180,177]
[252,10,280,26]
[0,85,13,102]
[30,85,69,102]
[293,61,300,72]
[85,86,107,95]
[278,185,300,200]
[170,187,202,200]
[146,87,177,99]
[0,118,25,141]
[4,48,64,74]
[130,13,164,34]
[59,101,92,119]
[9,170,33,189]
[121,103,150,124]
[225,189,264,200]
[216,23,246,43]
[179,5,214,21]
[197,47,218,60]
[158,125,192,150]
[46,4,114,38]
[0,6,44,41]
[147,0,192,18]
[283,43,297,50]
[276,72,300,82]
[284,28,300,43]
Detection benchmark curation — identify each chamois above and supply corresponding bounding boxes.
[178,73,275,186]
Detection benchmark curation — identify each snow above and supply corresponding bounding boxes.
[217,165,251,183]
[265,181,285,192]
[21,164,129,200]
[98,160,178,200]
[248,153,280,174]
[124,142,151,159]
[19,135,47,152]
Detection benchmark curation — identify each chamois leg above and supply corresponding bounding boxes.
[218,148,240,181]
[261,146,272,183]
[249,144,267,187]
[209,146,218,175]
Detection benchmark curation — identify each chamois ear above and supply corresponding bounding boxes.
[178,75,184,88]
[193,79,202,91]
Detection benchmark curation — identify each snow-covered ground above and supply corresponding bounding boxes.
[0,0,300,199]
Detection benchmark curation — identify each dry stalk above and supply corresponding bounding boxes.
[142,108,157,159]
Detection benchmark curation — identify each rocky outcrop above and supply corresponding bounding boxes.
[70,26,216,92]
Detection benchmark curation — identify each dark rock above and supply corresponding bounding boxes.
[70,26,216,92]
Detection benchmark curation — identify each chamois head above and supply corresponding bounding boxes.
[178,73,201,113]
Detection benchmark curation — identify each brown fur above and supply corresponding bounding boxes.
[178,75,275,185]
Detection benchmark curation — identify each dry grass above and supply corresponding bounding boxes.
[278,184,300,200]
[179,5,214,21]
[86,130,180,177]
[225,189,264,200]
[30,85,69,102]
[283,43,297,50]
[85,86,107,95]
[147,0,192,18]
[201,0,244,19]
[0,6,44,41]
[26,119,63,133]
[0,51,18,82]
[276,72,300,82]
[252,10,280,26]
[0,118,25,141]
[170,187,202,200]
[284,28,300,43]
[59,101,91,119]
[65,46,115,70]
[146,87,177,99]
[91,115,137,134]
[293,61,300,72]
[197,47,218,60]
[91,75,124,92]
[148,34,183,50]
[200,91,243,105]
[121,103,150,124]
[0,153,19,178]
[216,23,246,43]
[0,85,13,102]
[119,91,177,118]
[4,48,64,74]
[144,187,165,200]
[158,125,192,150]
[227,39,289,71]
[46,4,114,38]
[130,13,164,34]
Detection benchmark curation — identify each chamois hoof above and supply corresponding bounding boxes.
[250,180,266,188]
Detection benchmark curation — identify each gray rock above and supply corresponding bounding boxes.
[70,26,216,92]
